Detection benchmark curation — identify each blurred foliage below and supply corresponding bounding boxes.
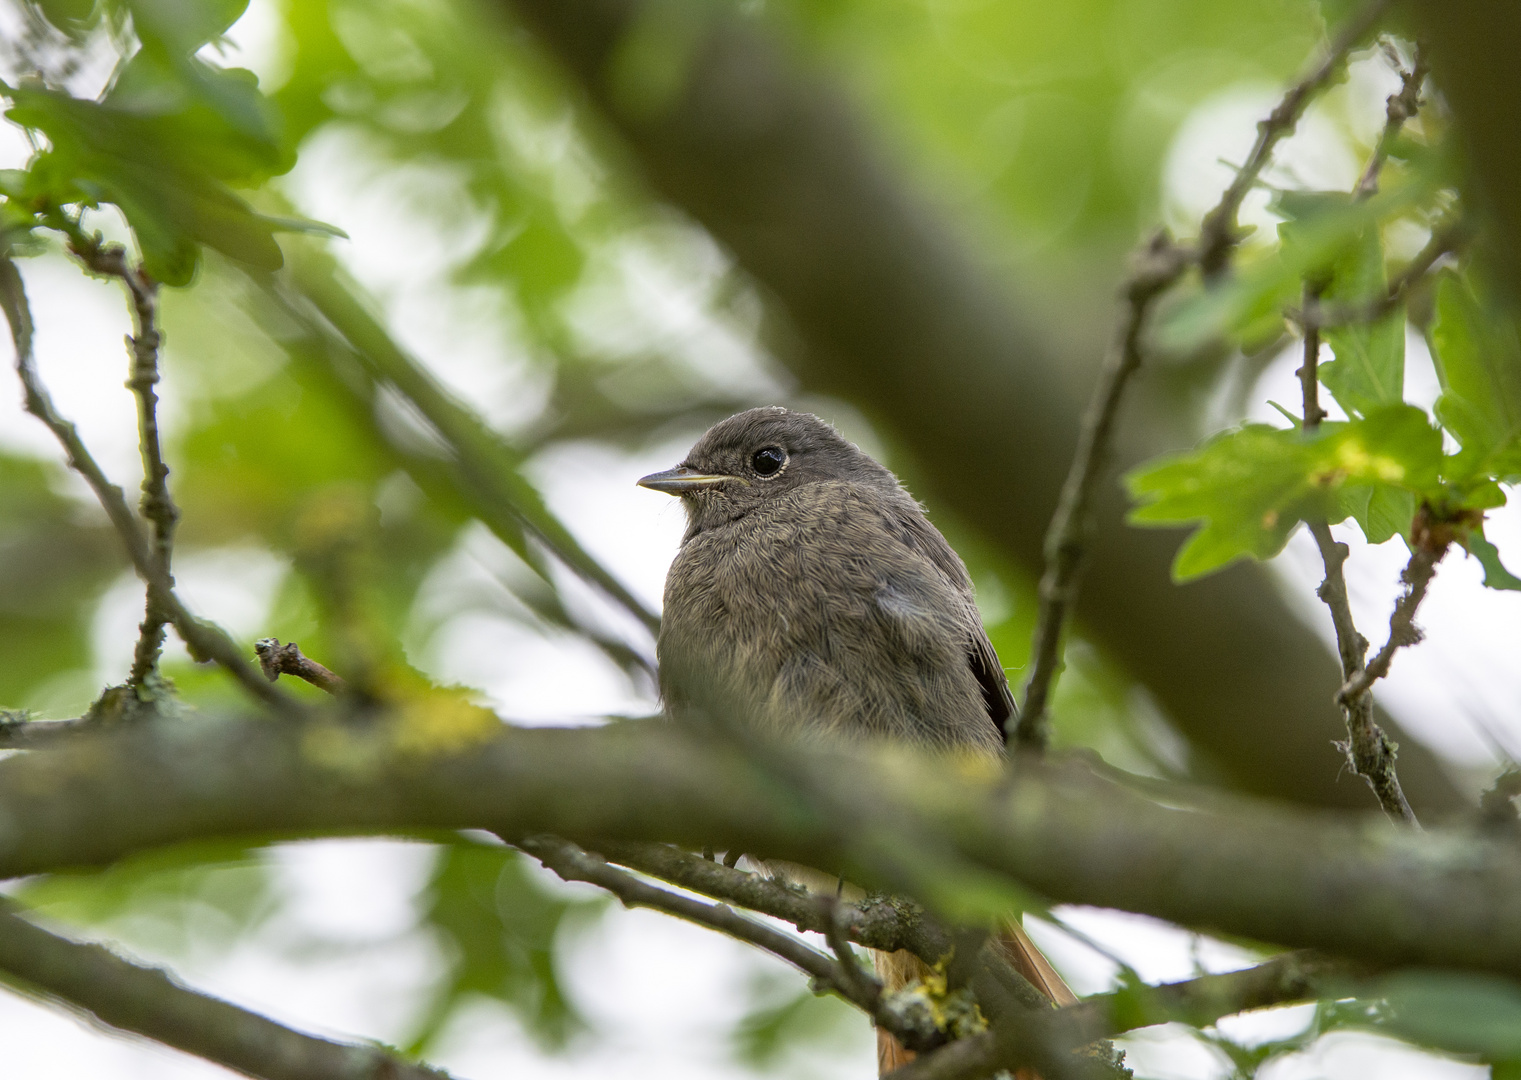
[0,0,1516,1074]
[14,839,276,957]
[408,842,606,1055]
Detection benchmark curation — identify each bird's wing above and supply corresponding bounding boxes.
[890,502,1017,744]
[968,625,1017,741]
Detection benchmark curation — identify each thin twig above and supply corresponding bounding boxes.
[596,840,956,962]
[1298,290,1416,825]
[820,895,884,1009]
[71,238,179,688]
[254,639,347,695]
[1017,234,1189,747]
[1338,513,1451,704]
[0,257,298,713]
[516,835,943,1051]
[1197,0,1393,278]
[0,900,453,1080]
[1353,43,1428,200]
[887,952,1350,1080]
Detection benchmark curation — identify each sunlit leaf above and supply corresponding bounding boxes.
[1127,405,1442,580]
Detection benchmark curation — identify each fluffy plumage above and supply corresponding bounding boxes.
[640,407,1071,1075]
[646,407,1010,755]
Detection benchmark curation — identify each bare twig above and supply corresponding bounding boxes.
[820,895,884,1009]
[1018,234,1189,747]
[70,238,179,688]
[0,901,453,1080]
[1298,294,1416,825]
[1338,511,1452,705]
[888,952,1349,1080]
[1197,0,1392,278]
[0,257,298,713]
[1354,43,1429,200]
[516,835,943,1051]
[254,639,347,695]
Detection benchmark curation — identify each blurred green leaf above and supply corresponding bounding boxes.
[408,843,606,1055]
[1159,184,1424,353]
[16,840,274,955]
[1429,271,1521,484]
[732,969,860,1070]
[1316,210,1405,418]
[1127,405,1441,580]
[1380,970,1521,1062]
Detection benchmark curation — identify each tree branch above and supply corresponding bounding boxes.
[595,840,956,963]
[1018,234,1189,747]
[1298,302,1415,826]
[254,639,346,695]
[516,834,945,1051]
[5,718,1521,984]
[1197,0,1392,278]
[0,901,452,1080]
[70,237,180,690]
[1354,43,1429,199]
[0,257,298,713]
[890,952,1350,1080]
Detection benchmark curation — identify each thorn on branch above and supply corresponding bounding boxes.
[253,639,347,695]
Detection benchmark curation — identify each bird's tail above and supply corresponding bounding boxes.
[875,918,1076,1076]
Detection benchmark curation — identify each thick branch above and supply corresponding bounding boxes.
[1197,0,1392,277]
[0,258,297,713]
[1018,235,1188,747]
[4,718,1521,983]
[0,902,451,1080]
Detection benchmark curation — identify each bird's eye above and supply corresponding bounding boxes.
[751,446,787,477]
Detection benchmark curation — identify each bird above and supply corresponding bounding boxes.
[639,406,1075,1074]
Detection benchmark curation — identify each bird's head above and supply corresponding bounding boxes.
[638,407,896,533]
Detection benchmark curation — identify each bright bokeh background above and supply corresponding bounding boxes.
[0,0,1514,1076]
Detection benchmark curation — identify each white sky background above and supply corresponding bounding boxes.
[0,8,1509,1079]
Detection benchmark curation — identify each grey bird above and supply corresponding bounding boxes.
[639,407,1074,1073]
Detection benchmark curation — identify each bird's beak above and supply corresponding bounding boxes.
[637,465,736,495]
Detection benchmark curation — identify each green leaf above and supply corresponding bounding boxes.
[1323,313,1405,418]
[1357,484,1415,545]
[1127,405,1442,580]
[1429,271,1521,483]
[1380,971,1521,1061]
[1470,534,1521,591]
[1158,182,1424,353]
